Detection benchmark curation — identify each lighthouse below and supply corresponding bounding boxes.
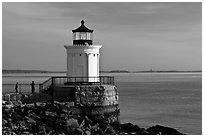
[64,20,101,82]
[39,20,119,123]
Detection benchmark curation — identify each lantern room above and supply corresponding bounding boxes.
[72,20,93,45]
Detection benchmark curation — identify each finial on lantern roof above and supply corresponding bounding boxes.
[81,20,85,25]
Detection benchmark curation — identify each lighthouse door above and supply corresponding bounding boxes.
[76,65,84,82]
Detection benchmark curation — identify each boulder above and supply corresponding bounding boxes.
[12,101,22,106]
[66,118,79,128]
[85,130,91,135]
[16,94,22,101]
[119,123,148,134]
[73,128,84,135]
[104,125,116,135]
[146,125,184,135]
[29,124,40,134]
[76,116,85,128]
[3,94,10,101]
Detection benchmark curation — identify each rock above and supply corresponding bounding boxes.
[73,128,84,135]
[45,111,57,117]
[86,90,92,96]
[66,102,75,107]
[84,116,92,125]
[76,117,85,128]
[90,123,100,131]
[104,125,116,135]
[10,94,17,101]
[70,107,82,115]
[137,127,148,134]
[3,108,14,115]
[92,114,109,125]
[2,100,7,105]
[4,101,14,108]
[90,123,104,135]
[118,122,149,135]
[85,130,91,135]
[29,124,40,134]
[11,112,24,121]
[3,94,10,101]
[21,94,29,103]
[21,131,31,135]
[25,103,35,109]
[2,100,184,135]
[25,116,36,124]
[120,123,134,132]
[12,101,22,106]
[2,119,8,125]
[16,94,22,101]
[94,127,104,135]
[60,113,68,119]
[61,105,69,113]
[146,125,184,135]
[66,118,79,128]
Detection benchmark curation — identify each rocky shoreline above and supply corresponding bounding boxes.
[2,101,184,135]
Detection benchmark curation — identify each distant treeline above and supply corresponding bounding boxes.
[2,69,202,74]
[135,70,202,73]
[100,70,202,73]
[2,70,66,74]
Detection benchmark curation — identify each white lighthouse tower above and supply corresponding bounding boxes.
[64,20,102,82]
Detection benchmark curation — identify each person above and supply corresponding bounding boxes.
[15,82,18,93]
[30,81,35,94]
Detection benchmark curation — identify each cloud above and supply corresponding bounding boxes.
[2,2,202,71]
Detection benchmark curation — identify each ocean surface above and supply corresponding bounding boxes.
[2,72,202,134]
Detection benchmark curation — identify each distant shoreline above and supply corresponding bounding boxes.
[2,69,202,74]
[2,70,66,74]
[101,70,202,73]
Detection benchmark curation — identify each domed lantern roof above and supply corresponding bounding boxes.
[72,20,93,33]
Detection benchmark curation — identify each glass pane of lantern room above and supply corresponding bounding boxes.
[75,32,80,40]
[80,32,86,40]
[87,33,90,40]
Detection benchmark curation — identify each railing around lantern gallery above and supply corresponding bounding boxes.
[52,76,114,86]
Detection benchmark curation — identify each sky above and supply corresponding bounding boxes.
[2,2,202,71]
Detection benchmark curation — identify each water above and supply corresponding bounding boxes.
[2,72,202,134]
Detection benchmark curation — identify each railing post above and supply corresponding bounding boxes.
[19,84,21,93]
[39,84,42,93]
[51,77,54,96]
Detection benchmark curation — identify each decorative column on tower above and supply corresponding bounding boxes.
[64,20,102,82]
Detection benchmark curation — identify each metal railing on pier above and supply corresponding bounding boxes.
[2,83,42,94]
[40,76,114,93]
[3,76,114,94]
